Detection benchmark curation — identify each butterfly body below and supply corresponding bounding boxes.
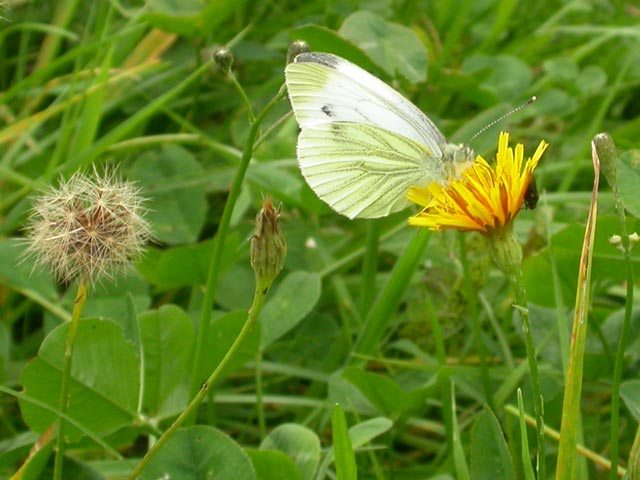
[285,52,475,219]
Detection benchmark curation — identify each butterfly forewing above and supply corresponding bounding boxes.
[286,52,445,156]
[298,122,444,218]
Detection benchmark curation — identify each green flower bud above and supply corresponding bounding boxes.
[593,132,618,191]
[213,46,234,73]
[287,40,310,64]
[250,199,286,292]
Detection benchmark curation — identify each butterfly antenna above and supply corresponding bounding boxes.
[469,96,537,143]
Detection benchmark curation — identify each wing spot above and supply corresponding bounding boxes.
[321,104,334,117]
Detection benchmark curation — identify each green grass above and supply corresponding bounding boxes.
[1,1,640,479]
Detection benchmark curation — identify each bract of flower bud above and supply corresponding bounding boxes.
[488,224,523,279]
[213,46,234,73]
[250,199,286,291]
[287,40,310,64]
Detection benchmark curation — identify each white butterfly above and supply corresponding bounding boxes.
[285,52,475,219]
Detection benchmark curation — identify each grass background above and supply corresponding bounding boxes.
[1,0,640,479]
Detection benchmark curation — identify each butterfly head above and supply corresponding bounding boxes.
[441,143,476,179]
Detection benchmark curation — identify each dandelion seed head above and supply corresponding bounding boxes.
[23,169,151,286]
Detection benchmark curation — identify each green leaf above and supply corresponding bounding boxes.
[470,406,515,480]
[246,449,303,480]
[290,25,380,74]
[576,65,607,95]
[621,380,640,422]
[195,311,260,387]
[315,415,392,479]
[349,417,393,448]
[462,54,533,100]
[618,150,640,219]
[144,0,248,38]
[41,455,105,480]
[138,234,242,290]
[58,272,150,322]
[0,239,58,310]
[342,367,409,418]
[543,57,579,82]
[260,271,322,348]
[19,319,138,442]
[332,404,357,480]
[260,424,320,480]
[13,435,53,480]
[450,384,470,480]
[523,216,640,307]
[138,425,256,480]
[517,389,536,480]
[139,305,194,418]
[216,264,255,311]
[129,144,207,245]
[339,11,428,83]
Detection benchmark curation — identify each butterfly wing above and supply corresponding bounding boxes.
[285,52,446,154]
[285,52,447,218]
[297,122,444,219]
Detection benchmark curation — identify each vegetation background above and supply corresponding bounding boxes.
[1,0,639,479]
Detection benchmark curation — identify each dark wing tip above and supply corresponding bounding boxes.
[294,52,339,68]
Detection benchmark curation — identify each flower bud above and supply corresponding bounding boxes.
[287,40,310,64]
[213,46,234,73]
[250,199,286,292]
[593,133,618,191]
[609,234,622,246]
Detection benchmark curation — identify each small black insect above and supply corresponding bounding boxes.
[524,176,539,210]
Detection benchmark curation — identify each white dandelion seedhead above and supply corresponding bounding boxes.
[24,168,151,286]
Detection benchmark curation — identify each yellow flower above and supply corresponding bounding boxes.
[407,132,548,235]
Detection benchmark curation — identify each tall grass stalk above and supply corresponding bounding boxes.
[555,138,601,480]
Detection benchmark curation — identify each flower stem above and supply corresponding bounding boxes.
[53,279,88,480]
[128,279,270,479]
[605,164,634,480]
[188,84,286,406]
[255,348,266,439]
[509,268,545,480]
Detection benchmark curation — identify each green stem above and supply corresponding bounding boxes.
[53,279,89,480]
[129,279,270,479]
[188,84,286,405]
[509,268,545,479]
[609,187,634,480]
[255,347,266,439]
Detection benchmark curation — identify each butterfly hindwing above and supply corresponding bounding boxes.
[297,122,445,219]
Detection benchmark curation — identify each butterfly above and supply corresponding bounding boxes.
[284,52,476,219]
